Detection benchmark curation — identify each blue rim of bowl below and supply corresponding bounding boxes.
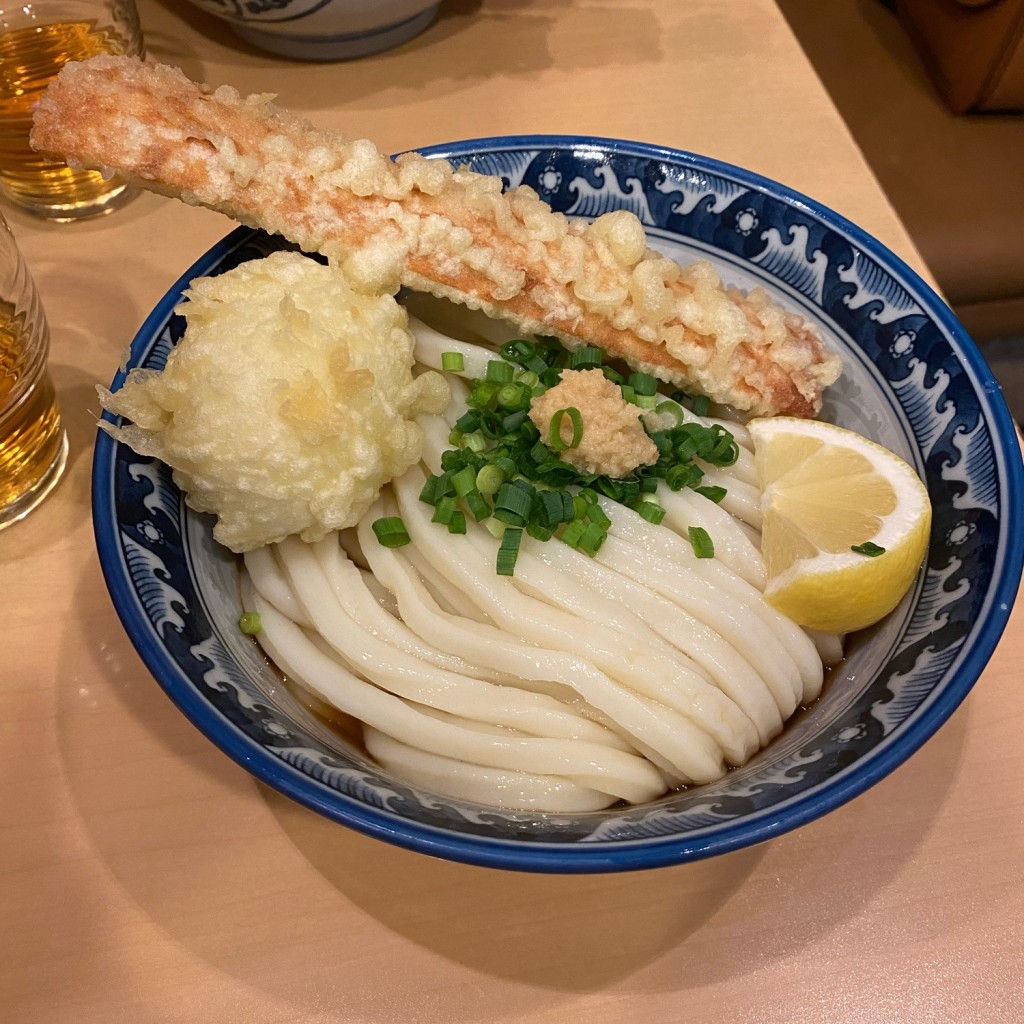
[93,135,1024,873]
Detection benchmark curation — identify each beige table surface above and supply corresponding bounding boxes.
[2,1,1022,1021]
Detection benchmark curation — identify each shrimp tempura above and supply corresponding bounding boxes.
[31,55,841,416]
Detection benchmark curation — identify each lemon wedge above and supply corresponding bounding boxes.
[747,417,932,634]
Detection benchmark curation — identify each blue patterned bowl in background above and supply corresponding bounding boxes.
[93,137,1024,873]
[180,0,440,61]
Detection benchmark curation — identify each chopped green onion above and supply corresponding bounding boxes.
[549,407,584,451]
[493,455,517,478]
[650,432,673,455]
[585,502,611,528]
[416,331,741,575]
[238,612,262,636]
[475,464,505,496]
[502,410,529,432]
[494,481,532,525]
[510,476,536,496]
[635,500,666,525]
[596,477,624,500]
[372,516,411,548]
[496,527,523,576]
[431,496,457,526]
[567,345,605,369]
[560,491,576,522]
[688,525,715,559]
[654,400,684,426]
[472,379,501,408]
[419,473,446,506]
[464,490,492,522]
[691,394,710,417]
[450,465,478,496]
[666,463,701,490]
[440,448,467,472]
[559,519,587,549]
[628,372,658,396]
[462,430,487,453]
[455,410,480,433]
[526,522,555,541]
[497,382,530,410]
[483,517,507,539]
[501,339,535,363]
[441,351,465,372]
[577,521,607,556]
[485,359,514,384]
[695,485,728,503]
[852,541,886,557]
[537,489,569,526]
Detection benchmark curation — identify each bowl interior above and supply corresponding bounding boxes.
[93,137,1024,872]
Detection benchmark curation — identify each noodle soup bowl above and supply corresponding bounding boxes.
[179,0,440,61]
[93,136,1024,872]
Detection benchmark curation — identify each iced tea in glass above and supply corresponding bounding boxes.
[0,1,144,221]
[0,212,67,528]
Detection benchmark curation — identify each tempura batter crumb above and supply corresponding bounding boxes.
[98,251,449,551]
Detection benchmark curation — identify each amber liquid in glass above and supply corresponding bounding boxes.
[0,20,132,218]
[0,304,65,516]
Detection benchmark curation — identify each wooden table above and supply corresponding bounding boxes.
[3,1,1022,1021]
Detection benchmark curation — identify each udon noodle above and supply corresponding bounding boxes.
[239,307,843,812]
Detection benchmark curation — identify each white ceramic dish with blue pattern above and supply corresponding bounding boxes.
[181,0,439,61]
[93,136,1024,873]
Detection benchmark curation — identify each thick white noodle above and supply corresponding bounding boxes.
[413,412,786,730]
[363,515,650,753]
[654,482,767,589]
[694,466,763,529]
[357,566,400,616]
[358,505,716,783]
[455,524,762,764]
[243,546,313,628]
[718,443,758,485]
[390,468,732,783]
[409,316,493,380]
[272,534,631,747]
[248,594,665,804]
[365,727,617,812]
[805,628,845,666]
[596,495,824,705]
[401,545,494,623]
[520,531,784,744]
[314,535,499,677]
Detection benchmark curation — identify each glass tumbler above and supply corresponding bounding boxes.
[0,211,67,528]
[0,0,144,221]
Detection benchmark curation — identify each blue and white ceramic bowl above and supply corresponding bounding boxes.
[93,137,1024,873]
[181,0,439,61]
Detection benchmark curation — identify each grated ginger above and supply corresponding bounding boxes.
[528,368,657,479]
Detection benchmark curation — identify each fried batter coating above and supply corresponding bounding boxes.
[32,55,841,417]
[98,252,449,552]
